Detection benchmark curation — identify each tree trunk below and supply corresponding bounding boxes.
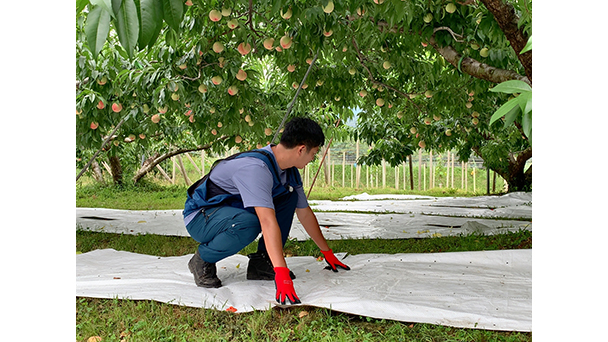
[479,0,532,82]
[90,160,105,185]
[473,146,532,192]
[109,155,123,186]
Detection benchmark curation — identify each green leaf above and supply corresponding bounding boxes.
[84,5,111,58]
[517,91,532,115]
[90,0,114,17]
[520,35,532,54]
[503,99,521,128]
[138,0,162,48]
[489,80,531,94]
[489,97,520,126]
[161,0,183,32]
[77,0,90,14]
[116,0,140,58]
[111,0,123,17]
[522,110,532,145]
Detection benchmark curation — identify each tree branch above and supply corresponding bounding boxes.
[429,35,530,86]
[132,135,230,183]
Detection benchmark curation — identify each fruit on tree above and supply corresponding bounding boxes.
[446,3,456,13]
[306,57,313,64]
[383,61,392,69]
[185,109,192,116]
[143,104,150,113]
[423,13,433,23]
[280,35,292,49]
[424,90,433,98]
[139,133,146,139]
[228,85,239,96]
[90,122,98,129]
[433,114,441,121]
[212,41,224,53]
[218,57,226,68]
[359,89,367,97]
[189,115,195,123]
[236,69,247,81]
[263,38,275,50]
[235,135,242,143]
[316,80,324,86]
[221,7,232,16]
[217,122,223,128]
[265,128,272,136]
[410,127,417,134]
[418,140,426,148]
[112,103,122,112]
[287,64,296,72]
[472,117,479,125]
[245,114,251,122]
[211,129,217,135]
[322,0,334,13]
[424,117,432,125]
[171,93,180,101]
[445,129,452,136]
[209,107,216,113]
[466,102,473,108]
[158,106,168,114]
[209,10,222,22]
[376,98,385,107]
[348,67,356,75]
[292,82,299,89]
[198,84,208,93]
[323,29,333,37]
[178,63,187,70]
[97,76,108,85]
[237,42,252,55]
[212,76,223,85]
[281,8,292,19]
[227,19,238,29]
[472,111,480,118]
[480,47,489,57]
[97,100,105,110]
[151,114,160,123]
[396,111,403,118]
[185,0,193,6]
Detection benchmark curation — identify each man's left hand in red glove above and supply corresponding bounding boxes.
[321,249,350,272]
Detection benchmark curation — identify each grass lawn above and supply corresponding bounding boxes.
[76,183,532,341]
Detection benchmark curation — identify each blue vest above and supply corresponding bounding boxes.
[183,149,302,218]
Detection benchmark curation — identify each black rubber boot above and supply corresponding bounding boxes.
[246,251,295,280]
[188,250,222,288]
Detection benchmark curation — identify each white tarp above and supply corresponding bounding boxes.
[76,192,531,240]
[76,248,531,332]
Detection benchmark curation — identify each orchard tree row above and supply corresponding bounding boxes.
[76,0,532,191]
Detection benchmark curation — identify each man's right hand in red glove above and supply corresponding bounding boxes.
[274,267,301,305]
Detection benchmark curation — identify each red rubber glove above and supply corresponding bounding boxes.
[321,249,351,272]
[274,267,301,305]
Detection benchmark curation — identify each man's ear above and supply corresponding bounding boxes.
[297,144,307,155]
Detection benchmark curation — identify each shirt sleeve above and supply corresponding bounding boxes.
[295,185,309,208]
[231,163,275,210]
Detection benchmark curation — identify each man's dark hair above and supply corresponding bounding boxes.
[280,117,325,150]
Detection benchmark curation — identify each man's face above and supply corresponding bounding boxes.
[295,145,320,169]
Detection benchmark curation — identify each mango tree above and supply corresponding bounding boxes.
[76,0,531,191]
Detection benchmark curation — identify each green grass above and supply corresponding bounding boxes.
[77,297,531,342]
[76,183,531,341]
[76,182,490,210]
[76,228,532,258]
